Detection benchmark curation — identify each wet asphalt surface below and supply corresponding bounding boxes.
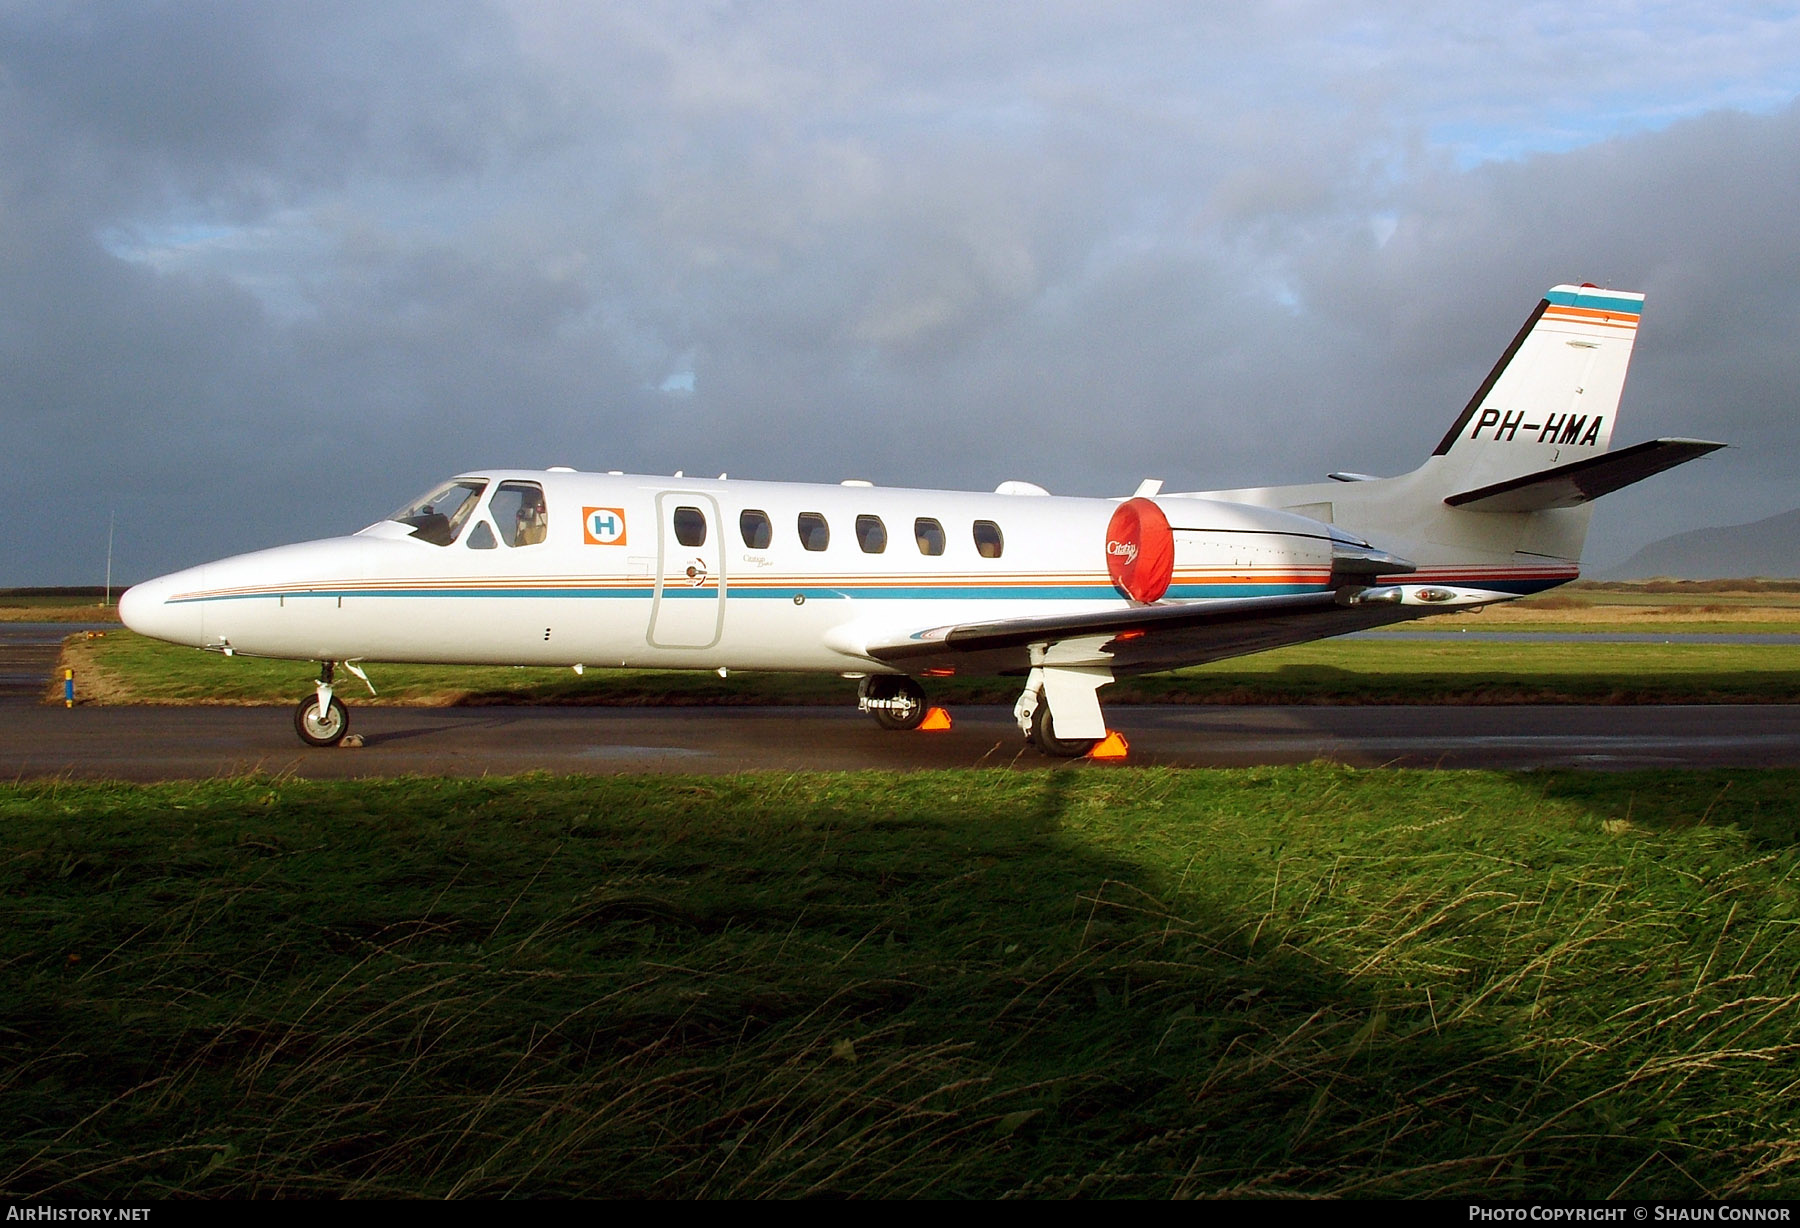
[7,623,1800,779]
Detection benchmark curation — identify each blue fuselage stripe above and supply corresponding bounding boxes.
[172,581,1336,604]
[170,576,1569,605]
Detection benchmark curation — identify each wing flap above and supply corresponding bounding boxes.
[864,590,1421,677]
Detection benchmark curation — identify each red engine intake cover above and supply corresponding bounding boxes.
[1105,497,1174,603]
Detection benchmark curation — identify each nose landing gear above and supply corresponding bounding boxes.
[293,660,374,746]
[295,693,349,746]
[295,661,349,747]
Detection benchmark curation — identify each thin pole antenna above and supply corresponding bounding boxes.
[104,510,115,607]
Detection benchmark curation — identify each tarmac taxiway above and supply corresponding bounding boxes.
[6,622,1798,779]
[7,702,1800,780]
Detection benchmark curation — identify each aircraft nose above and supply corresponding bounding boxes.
[118,572,207,648]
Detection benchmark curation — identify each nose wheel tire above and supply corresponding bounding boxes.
[295,695,350,747]
[1030,701,1099,759]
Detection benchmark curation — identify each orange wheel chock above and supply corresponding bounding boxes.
[1088,731,1129,760]
[918,707,954,731]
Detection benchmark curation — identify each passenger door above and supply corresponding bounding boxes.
[649,492,726,649]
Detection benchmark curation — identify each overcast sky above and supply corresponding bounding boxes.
[4,2,1797,585]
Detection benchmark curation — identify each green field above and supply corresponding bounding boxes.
[4,768,1798,1198]
[24,577,1800,707]
[57,626,1800,708]
[0,595,119,623]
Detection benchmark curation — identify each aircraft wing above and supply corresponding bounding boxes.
[862,590,1423,678]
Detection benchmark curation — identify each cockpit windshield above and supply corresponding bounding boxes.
[388,480,487,546]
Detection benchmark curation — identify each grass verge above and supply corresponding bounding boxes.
[57,629,1800,707]
[3,767,1798,1198]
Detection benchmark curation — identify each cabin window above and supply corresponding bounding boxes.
[855,514,887,554]
[390,479,487,546]
[489,481,548,547]
[465,521,498,550]
[740,509,772,549]
[673,506,707,547]
[797,512,830,552]
[973,520,1004,559]
[914,518,946,556]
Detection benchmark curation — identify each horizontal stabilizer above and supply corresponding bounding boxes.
[1444,438,1725,513]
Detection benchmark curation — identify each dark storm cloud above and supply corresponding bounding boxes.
[2,3,1796,583]
[0,0,547,200]
[1280,103,1800,554]
[0,1,587,580]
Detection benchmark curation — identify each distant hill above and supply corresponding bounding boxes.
[0,587,107,599]
[1603,508,1800,580]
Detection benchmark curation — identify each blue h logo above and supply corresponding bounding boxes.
[585,508,626,544]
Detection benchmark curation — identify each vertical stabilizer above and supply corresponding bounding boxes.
[1429,285,1642,494]
[1171,283,1725,581]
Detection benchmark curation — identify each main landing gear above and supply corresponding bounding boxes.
[857,675,929,731]
[293,660,374,747]
[1026,697,1100,759]
[856,667,1112,758]
[1010,680,1103,758]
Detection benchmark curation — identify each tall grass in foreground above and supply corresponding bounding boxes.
[3,768,1798,1198]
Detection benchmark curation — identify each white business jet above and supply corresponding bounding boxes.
[120,285,1722,755]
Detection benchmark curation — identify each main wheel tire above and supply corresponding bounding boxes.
[866,677,929,731]
[1030,700,1099,758]
[295,695,350,747]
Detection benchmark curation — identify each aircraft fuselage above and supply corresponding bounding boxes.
[121,471,1367,674]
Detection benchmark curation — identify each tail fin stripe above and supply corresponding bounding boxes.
[1545,287,1643,315]
[1543,304,1639,331]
